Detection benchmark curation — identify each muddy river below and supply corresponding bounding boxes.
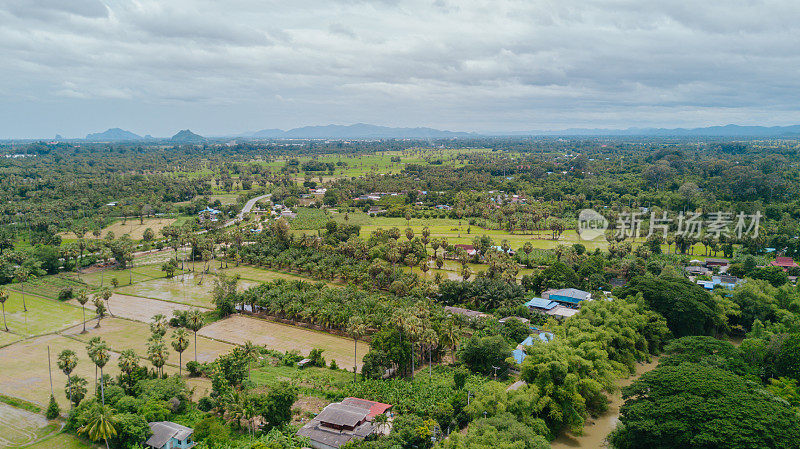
[550,358,659,449]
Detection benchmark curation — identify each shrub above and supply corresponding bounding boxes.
[308,348,326,368]
[57,287,73,302]
[186,361,202,377]
[45,395,60,419]
[329,360,339,370]
[198,396,216,412]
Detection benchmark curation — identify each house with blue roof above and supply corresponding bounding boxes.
[524,297,558,313]
[512,331,555,364]
[697,275,743,291]
[544,288,591,306]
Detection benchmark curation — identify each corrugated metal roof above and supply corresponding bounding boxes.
[525,297,557,309]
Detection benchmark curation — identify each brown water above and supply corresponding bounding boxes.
[550,358,659,449]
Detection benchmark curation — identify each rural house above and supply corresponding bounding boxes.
[297,397,393,449]
[145,421,196,449]
[771,256,799,271]
[543,288,592,306]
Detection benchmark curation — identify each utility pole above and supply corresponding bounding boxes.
[47,346,53,396]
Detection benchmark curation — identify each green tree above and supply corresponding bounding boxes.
[46,395,60,419]
[610,363,800,449]
[65,375,87,407]
[78,405,118,449]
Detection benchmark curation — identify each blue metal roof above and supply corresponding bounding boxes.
[512,349,527,364]
[520,333,555,346]
[525,297,558,310]
[552,288,591,300]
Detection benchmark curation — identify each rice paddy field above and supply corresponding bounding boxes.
[0,261,370,417]
[0,402,59,448]
[199,315,367,370]
[0,291,86,337]
[266,147,492,180]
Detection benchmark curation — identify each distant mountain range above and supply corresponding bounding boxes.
[85,128,143,141]
[78,123,800,141]
[500,124,800,137]
[245,123,474,139]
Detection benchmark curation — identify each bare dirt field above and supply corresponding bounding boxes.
[0,333,123,409]
[198,315,368,370]
[77,217,177,241]
[0,402,57,447]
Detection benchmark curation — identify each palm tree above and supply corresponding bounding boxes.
[98,287,113,317]
[86,337,101,392]
[78,405,117,449]
[0,288,9,332]
[14,267,29,312]
[171,329,190,376]
[347,316,366,382]
[185,309,204,363]
[77,289,89,333]
[149,314,168,340]
[147,338,168,377]
[57,349,78,408]
[117,349,138,391]
[89,341,110,405]
[92,297,107,328]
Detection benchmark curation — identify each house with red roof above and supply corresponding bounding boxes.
[297,397,392,449]
[771,256,799,271]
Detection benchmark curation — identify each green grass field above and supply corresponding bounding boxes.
[250,364,354,395]
[268,148,491,180]
[18,432,93,449]
[217,266,332,286]
[0,291,86,337]
[6,276,87,301]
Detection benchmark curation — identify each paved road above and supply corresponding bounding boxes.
[230,193,271,224]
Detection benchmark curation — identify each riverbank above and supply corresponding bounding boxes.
[551,357,660,449]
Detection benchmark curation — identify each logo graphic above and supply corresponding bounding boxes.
[577,209,608,241]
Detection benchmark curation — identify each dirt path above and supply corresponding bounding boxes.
[550,357,660,449]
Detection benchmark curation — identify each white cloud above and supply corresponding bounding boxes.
[2,0,800,137]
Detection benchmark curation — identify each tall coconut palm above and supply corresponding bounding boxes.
[57,349,78,408]
[89,341,110,405]
[185,309,204,363]
[0,288,9,332]
[14,267,29,312]
[77,289,89,333]
[347,316,366,382]
[171,329,190,376]
[78,405,117,449]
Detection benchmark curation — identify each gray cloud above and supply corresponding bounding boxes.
[1,0,800,137]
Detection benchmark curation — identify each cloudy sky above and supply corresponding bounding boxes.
[2,0,800,138]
